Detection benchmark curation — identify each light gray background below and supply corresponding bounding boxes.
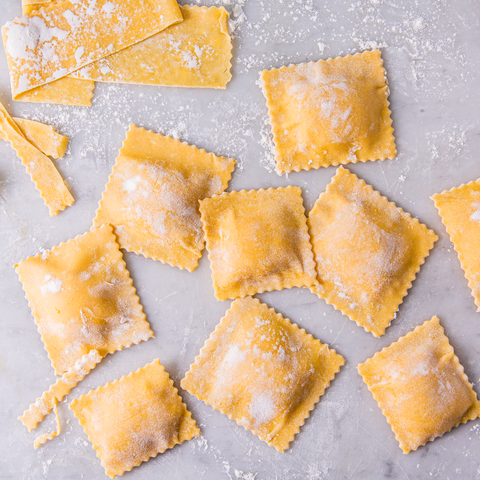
[1,0,480,479]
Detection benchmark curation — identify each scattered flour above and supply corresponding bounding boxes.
[1,1,479,479]
[41,275,62,295]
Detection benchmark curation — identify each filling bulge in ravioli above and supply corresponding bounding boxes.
[358,316,480,453]
[200,187,317,300]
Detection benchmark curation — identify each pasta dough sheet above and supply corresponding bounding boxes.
[2,0,183,96]
[14,77,95,107]
[16,4,229,104]
[72,5,232,89]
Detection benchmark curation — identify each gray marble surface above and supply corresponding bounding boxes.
[1,0,480,479]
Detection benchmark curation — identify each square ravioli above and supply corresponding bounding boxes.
[93,125,235,271]
[358,316,480,453]
[261,50,396,174]
[15,224,153,375]
[432,179,480,311]
[181,296,344,451]
[199,186,317,300]
[70,359,200,478]
[308,167,437,337]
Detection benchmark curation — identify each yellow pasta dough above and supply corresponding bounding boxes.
[308,167,437,336]
[15,224,153,375]
[29,351,101,449]
[70,359,200,478]
[93,125,235,271]
[0,100,74,216]
[182,297,344,451]
[18,0,96,105]
[16,4,228,105]
[0,116,68,159]
[18,0,95,106]
[432,179,480,311]
[19,349,102,432]
[72,5,232,89]
[200,186,318,300]
[2,0,183,97]
[14,77,95,107]
[261,50,396,173]
[22,0,50,15]
[33,399,61,448]
[358,316,480,453]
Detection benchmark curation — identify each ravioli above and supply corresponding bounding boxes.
[433,179,480,311]
[358,316,480,453]
[261,50,396,173]
[200,186,317,300]
[93,125,235,271]
[15,224,153,375]
[71,359,200,478]
[182,297,344,451]
[308,167,437,336]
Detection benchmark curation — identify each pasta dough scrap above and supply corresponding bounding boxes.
[72,5,232,89]
[15,224,153,375]
[0,100,74,216]
[0,116,68,159]
[182,297,344,451]
[358,316,480,454]
[93,125,235,271]
[200,186,317,300]
[19,349,102,432]
[261,50,396,174]
[33,398,61,448]
[14,77,95,107]
[70,359,200,478]
[2,0,183,97]
[308,167,437,337]
[432,180,480,311]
